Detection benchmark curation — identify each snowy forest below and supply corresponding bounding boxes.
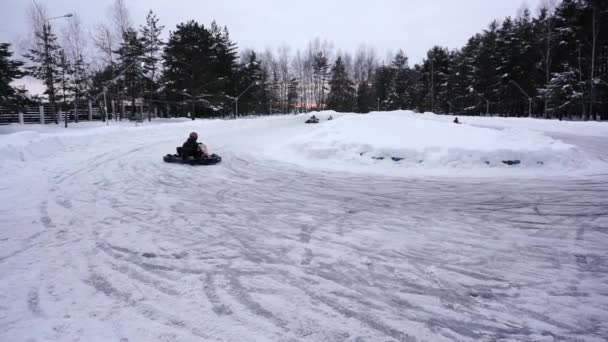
[1,0,607,120]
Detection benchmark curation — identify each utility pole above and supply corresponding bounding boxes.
[510,79,533,118]
[103,86,108,125]
[234,80,259,118]
[94,60,143,125]
[484,98,489,116]
[470,87,489,116]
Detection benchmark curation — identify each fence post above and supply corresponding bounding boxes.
[139,102,144,122]
[88,101,93,121]
[74,101,78,123]
[154,106,158,118]
[18,111,24,124]
[39,105,44,124]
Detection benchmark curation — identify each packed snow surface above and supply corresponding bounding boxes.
[1,112,608,342]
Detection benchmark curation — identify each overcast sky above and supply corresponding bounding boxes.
[2,0,546,65]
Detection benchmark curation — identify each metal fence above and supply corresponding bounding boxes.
[0,101,105,125]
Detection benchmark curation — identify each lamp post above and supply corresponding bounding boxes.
[94,60,144,125]
[137,69,156,122]
[42,13,72,126]
[469,87,489,116]
[234,80,259,118]
[102,86,108,123]
[510,79,533,118]
[594,77,608,87]
[45,14,73,22]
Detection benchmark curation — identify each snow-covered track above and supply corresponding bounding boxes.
[1,117,607,341]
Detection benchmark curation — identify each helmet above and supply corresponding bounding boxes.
[189,132,198,139]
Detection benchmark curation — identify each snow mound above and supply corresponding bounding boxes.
[270,111,592,177]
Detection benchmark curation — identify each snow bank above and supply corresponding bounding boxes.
[268,111,598,177]
[0,119,191,164]
[0,111,604,178]
[416,111,608,137]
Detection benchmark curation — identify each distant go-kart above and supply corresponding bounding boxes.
[305,116,320,124]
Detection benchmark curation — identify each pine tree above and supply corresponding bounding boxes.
[255,65,272,114]
[235,51,263,115]
[540,67,582,119]
[534,7,557,117]
[444,50,467,114]
[373,65,393,111]
[0,43,25,107]
[546,0,587,118]
[420,46,450,113]
[25,22,61,123]
[211,21,238,100]
[71,53,89,118]
[312,52,329,109]
[327,56,355,112]
[57,50,73,108]
[163,20,238,118]
[471,21,500,114]
[493,13,539,116]
[387,50,412,110]
[356,81,373,113]
[140,10,164,120]
[270,69,280,113]
[287,77,299,113]
[116,28,144,119]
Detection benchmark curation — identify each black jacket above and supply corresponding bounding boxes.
[181,137,199,156]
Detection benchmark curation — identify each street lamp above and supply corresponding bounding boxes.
[234,80,259,118]
[45,13,73,22]
[41,13,72,126]
[94,60,145,125]
[594,77,608,87]
[509,80,533,118]
[469,87,490,116]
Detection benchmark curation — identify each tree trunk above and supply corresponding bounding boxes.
[589,5,597,120]
[544,16,552,118]
[430,57,434,113]
[577,43,586,120]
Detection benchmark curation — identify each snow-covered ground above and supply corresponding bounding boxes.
[1,112,607,341]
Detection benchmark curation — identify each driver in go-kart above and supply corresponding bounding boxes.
[180,132,209,159]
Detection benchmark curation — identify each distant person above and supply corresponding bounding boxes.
[179,132,208,159]
[306,115,319,124]
[453,117,460,124]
